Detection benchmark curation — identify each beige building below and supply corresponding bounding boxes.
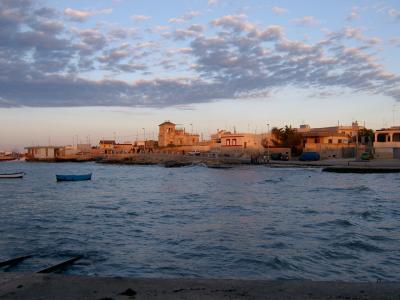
[300,122,362,159]
[25,146,63,160]
[374,127,400,159]
[220,132,263,150]
[158,121,199,147]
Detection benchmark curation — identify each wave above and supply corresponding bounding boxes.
[309,185,371,193]
[334,240,384,253]
[235,257,297,271]
[258,177,284,184]
[316,219,354,227]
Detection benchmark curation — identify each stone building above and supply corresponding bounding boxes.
[374,126,400,159]
[299,122,362,159]
[158,121,199,147]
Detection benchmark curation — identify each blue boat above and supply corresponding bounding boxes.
[56,173,92,182]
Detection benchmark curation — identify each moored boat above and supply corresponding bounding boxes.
[0,172,25,178]
[56,173,92,182]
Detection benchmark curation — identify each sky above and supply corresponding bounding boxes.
[1,0,400,150]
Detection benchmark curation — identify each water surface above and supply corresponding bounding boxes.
[0,161,399,281]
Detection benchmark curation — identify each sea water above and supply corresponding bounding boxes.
[0,161,399,281]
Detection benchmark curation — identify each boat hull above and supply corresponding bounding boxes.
[0,172,24,178]
[56,173,92,182]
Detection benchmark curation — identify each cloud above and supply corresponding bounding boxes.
[0,3,399,108]
[168,10,200,24]
[346,8,360,21]
[208,0,218,6]
[292,16,319,26]
[64,7,112,22]
[272,6,288,15]
[131,15,151,22]
[390,37,400,47]
[388,8,400,20]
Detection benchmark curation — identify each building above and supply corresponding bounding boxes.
[220,132,263,150]
[299,122,363,159]
[158,121,199,147]
[374,126,400,159]
[25,146,64,160]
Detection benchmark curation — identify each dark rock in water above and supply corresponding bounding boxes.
[164,161,191,168]
[119,288,137,296]
[207,164,232,169]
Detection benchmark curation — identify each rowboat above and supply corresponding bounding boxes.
[0,172,25,178]
[56,173,92,182]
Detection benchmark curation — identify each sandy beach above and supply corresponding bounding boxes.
[1,273,400,299]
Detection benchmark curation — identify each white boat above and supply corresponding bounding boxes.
[0,172,25,178]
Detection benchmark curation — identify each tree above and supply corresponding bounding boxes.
[357,128,374,145]
[267,125,303,155]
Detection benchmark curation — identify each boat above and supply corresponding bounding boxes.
[56,173,92,182]
[0,172,25,178]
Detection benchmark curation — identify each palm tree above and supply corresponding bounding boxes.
[268,125,303,155]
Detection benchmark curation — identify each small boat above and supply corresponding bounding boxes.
[0,172,25,178]
[56,173,92,182]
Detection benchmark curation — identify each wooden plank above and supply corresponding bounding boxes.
[0,255,32,267]
[36,255,83,274]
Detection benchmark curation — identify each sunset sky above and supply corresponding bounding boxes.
[1,0,400,150]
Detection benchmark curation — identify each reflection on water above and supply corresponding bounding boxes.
[0,161,399,281]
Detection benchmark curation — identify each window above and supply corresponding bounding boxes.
[232,139,237,146]
[315,138,320,143]
[377,133,387,142]
[338,139,342,144]
[328,139,333,144]
[393,133,400,142]
[226,139,230,146]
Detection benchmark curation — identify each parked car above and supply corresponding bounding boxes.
[270,153,289,161]
[299,152,320,161]
[187,150,201,156]
[360,152,373,161]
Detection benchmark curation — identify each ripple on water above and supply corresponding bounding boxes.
[333,240,384,253]
[309,185,371,193]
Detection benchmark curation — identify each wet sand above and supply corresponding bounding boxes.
[1,273,399,299]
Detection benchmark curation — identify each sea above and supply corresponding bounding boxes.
[0,161,399,281]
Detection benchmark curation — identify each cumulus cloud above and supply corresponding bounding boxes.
[292,16,319,26]
[272,6,288,15]
[131,15,151,22]
[0,2,399,108]
[64,7,112,22]
[168,10,200,24]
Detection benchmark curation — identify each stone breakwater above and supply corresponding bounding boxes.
[1,273,399,300]
[97,153,250,167]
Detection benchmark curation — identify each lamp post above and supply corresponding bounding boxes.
[190,123,193,134]
[267,123,270,163]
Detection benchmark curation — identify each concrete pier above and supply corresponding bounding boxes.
[1,273,400,299]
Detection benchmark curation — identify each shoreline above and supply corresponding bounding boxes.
[1,273,400,299]
[4,156,400,172]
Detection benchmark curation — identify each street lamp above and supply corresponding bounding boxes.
[267,123,270,163]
